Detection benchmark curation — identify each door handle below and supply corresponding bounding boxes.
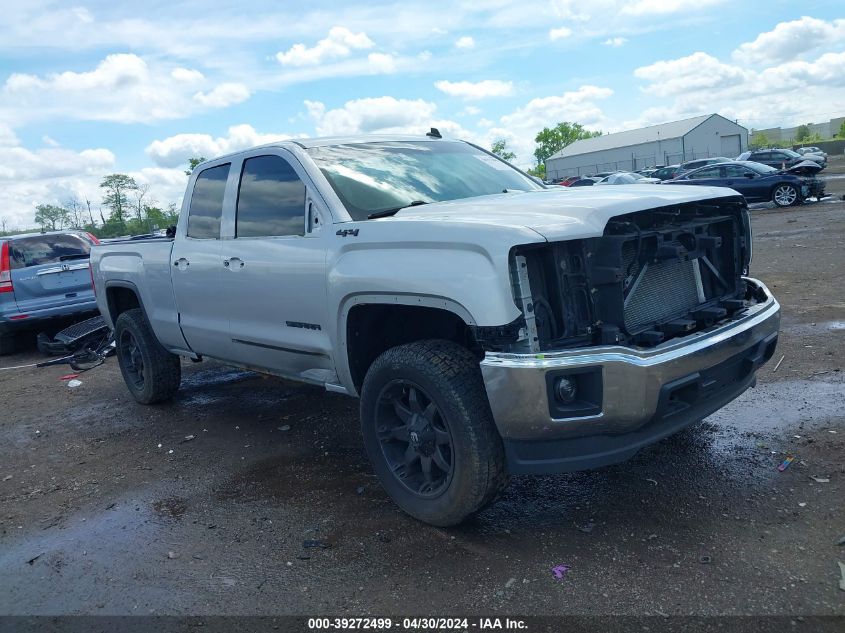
[223,257,244,269]
[173,257,189,268]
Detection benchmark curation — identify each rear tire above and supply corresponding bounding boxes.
[360,340,507,526]
[114,308,181,404]
[772,184,799,207]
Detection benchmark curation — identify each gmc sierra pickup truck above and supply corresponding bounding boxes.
[91,134,780,526]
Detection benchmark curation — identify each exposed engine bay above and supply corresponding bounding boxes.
[477,197,761,353]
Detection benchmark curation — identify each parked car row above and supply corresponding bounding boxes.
[553,146,828,186]
[665,160,825,207]
[547,149,825,207]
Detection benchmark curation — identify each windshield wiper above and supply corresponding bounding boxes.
[367,200,428,220]
[59,253,90,261]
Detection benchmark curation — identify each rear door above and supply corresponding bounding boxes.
[222,150,333,377]
[170,162,234,359]
[8,233,94,313]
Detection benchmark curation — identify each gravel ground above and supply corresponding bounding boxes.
[1,172,844,621]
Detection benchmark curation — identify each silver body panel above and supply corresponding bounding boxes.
[92,135,774,425]
[480,278,780,441]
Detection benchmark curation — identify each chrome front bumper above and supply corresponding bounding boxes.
[480,278,780,444]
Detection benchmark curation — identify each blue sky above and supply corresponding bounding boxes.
[1,0,843,227]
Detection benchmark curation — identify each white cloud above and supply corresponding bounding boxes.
[488,85,613,165]
[0,124,19,147]
[130,166,190,212]
[1,54,249,125]
[0,133,117,228]
[549,27,572,41]
[622,0,724,16]
[303,96,477,145]
[499,85,612,131]
[276,26,374,66]
[461,106,482,116]
[70,7,93,24]
[434,79,514,100]
[172,67,204,83]
[630,46,845,131]
[603,37,627,47]
[145,124,295,168]
[732,16,845,65]
[464,85,613,167]
[306,96,438,136]
[367,53,397,74]
[193,82,251,107]
[634,52,748,98]
[455,36,475,49]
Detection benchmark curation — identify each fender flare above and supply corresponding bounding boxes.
[334,292,477,395]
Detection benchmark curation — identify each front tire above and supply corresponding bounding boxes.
[360,340,507,526]
[114,308,181,404]
[772,184,799,207]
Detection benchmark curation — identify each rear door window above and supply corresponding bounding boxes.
[724,165,751,178]
[236,155,306,237]
[9,234,90,269]
[187,164,230,239]
[688,166,721,179]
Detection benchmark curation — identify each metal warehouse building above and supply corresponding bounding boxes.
[545,114,748,180]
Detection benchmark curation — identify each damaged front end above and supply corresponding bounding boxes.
[478,196,761,353]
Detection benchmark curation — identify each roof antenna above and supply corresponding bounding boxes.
[426,127,442,139]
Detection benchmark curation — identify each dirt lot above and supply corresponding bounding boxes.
[1,169,844,622]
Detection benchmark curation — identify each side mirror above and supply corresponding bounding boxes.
[743,173,755,179]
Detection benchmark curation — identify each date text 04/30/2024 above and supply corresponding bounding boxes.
[307,617,528,630]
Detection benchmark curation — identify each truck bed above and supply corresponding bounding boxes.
[91,239,190,353]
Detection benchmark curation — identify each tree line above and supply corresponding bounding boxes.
[30,173,181,239]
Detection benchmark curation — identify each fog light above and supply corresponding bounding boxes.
[555,377,578,404]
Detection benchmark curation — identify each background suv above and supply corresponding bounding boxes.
[0,230,99,354]
[737,148,826,170]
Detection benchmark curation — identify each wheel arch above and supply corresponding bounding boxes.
[104,281,149,326]
[339,294,480,396]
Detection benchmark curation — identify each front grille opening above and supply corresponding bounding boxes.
[623,257,701,332]
[512,197,751,351]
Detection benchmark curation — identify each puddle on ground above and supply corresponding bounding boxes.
[781,320,845,335]
[472,378,845,533]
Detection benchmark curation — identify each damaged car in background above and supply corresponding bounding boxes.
[667,160,825,207]
[90,134,780,526]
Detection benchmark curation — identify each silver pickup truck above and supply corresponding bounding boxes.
[91,134,780,526]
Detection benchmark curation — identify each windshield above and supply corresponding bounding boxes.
[743,161,778,175]
[306,141,542,220]
[781,149,801,158]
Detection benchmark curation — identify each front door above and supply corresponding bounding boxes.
[722,164,767,202]
[222,151,333,380]
[171,162,234,360]
[683,164,722,186]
